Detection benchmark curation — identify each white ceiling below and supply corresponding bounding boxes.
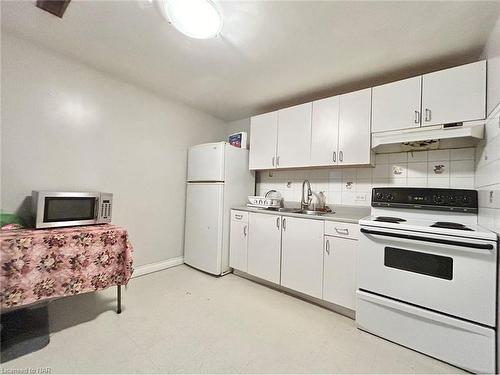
[3,1,500,121]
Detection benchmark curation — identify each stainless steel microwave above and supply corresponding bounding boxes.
[32,191,113,229]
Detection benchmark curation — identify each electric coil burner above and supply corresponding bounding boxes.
[374,216,406,223]
[431,221,473,231]
[357,187,498,374]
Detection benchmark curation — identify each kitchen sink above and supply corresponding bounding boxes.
[274,207,332,216]
[299,209,329,216]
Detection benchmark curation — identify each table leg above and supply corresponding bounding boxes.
[117,285,122,314]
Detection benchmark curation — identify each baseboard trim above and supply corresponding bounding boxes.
[233,269,355,320]
[132,257,184,278]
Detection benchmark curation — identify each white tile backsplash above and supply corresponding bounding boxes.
[373,164,390,179]
[256,147,478,207]
[450,160,475,178]
[375,153,389,164]
[428,149,451,161]
[450,177,475,189]
[356,179,372,192]
[407,150,428,162]
[390,163,407,178]
[427,160,450,178]
[407,177,427,187]
[450,148,475,161]
[427,177,450,188]
[407,162,427,178]
[389,152,408,163]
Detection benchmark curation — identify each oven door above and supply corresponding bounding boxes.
[358,225,497,326]
[35,192,99,228]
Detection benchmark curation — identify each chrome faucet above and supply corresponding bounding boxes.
[301,180,312,210]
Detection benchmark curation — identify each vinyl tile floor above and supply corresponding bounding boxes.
[2,265,465,374]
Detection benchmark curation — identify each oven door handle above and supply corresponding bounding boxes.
[360,228,494,250]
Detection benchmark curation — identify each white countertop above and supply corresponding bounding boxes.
[233,205,370,224]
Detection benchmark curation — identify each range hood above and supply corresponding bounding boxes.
[371,121,485,153]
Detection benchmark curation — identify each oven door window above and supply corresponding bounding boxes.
[43,197,96,222]
[384,247,453,280]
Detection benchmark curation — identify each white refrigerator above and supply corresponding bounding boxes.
[184,142,255,275]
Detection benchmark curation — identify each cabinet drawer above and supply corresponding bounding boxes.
[324,221,359,239]
[356,290,495,373]
[231,210,248,223]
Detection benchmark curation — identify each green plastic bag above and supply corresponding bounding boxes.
[0,210,25,227]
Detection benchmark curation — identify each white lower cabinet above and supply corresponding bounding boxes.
[232,212,358,312]
[247,212,282,284]
[229,210,248,272]
[323,234,357,310]
[280,217,324,299]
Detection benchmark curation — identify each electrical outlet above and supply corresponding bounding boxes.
[355,194,367,201]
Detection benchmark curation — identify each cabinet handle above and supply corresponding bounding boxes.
[282,218,286,231]
[414,110,420,124]
[235,214,243,219]
[326,239,330,254]
[335,227,349,235]
[277,156,280,166]
[339,151,343,162]
[243,225,247,236]
[272,156,275,167]
[425,108,431,122]
[276,217,280,229]
[333,151,336,163]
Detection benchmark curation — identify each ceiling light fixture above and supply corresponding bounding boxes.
[158,0,222,39]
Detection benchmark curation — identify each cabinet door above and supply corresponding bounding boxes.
[311,96,339,166]
[372,76,422,133]
[323,235,357,310]
[247,213,282,284]
[280,217,324,299]
[249,111,278,170]
[276,103,312,168]
[422,61,486,126]
[338,88,372,165]
[229,219,248,272]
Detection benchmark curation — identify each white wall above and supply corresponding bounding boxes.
[482,16,500,116]
[257,148,475,206]
[226,118,250,138]
[476,16,500,234]
[1,34,227,266]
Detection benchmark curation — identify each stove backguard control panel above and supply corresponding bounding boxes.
[371,188,478,213]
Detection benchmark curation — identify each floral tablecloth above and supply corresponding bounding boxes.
[0,224,133,309]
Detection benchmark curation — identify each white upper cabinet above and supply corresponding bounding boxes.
[249,111,278,170]
[249,62,486,170]
[338,88,373,165]
[422,61,486,126]
[310,96,340,166]
[276,103,312,168]
[372,76,422,133]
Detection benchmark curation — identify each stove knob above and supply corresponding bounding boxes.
[386,194,394,201]
[376,192,383,200]
[448,196,456,204]
[433,195,444,204]
[462,196,471,204]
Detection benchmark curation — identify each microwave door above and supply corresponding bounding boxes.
[36,193,99,228]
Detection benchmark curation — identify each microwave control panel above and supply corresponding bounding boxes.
[99,193,113,222]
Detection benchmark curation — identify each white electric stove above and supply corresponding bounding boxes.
[357,187,498,374]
